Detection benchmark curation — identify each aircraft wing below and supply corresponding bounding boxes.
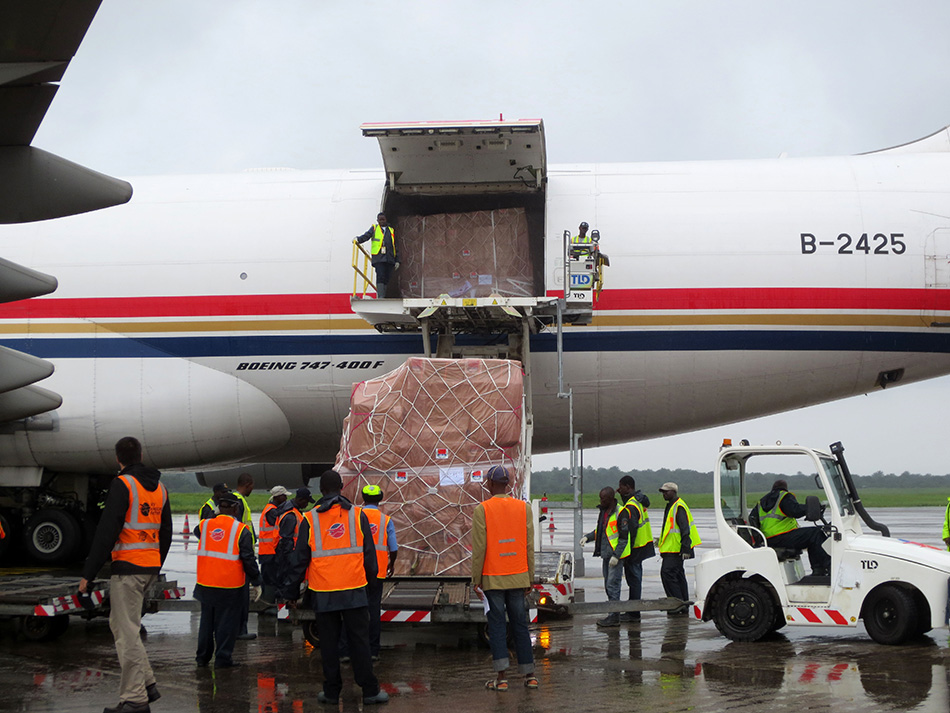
[0,0,132,223]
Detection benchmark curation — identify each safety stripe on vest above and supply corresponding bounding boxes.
[364,507,389,551]
[198,518,242,560]
[311,507,362,558]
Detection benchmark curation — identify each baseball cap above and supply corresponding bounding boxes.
[487,465,510,483]
[362,484,382,497]
[270,485,291,498]
[212,482,229,494]
[659,482,678,493]
[296,487,315,503]
[579,221,589,229]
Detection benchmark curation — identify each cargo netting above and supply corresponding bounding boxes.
[335,357,526,577]
[397,208,536,299]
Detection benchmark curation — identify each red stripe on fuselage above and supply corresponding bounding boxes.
[1,287,948,319]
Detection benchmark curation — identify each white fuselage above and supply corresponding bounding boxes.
[2,151,950,472]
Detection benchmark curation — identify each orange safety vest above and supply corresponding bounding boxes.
[363,507,390,579]
[197,515,247,589]
[278,507,302,547]
[258,503,279,556]
[480,496,529,577]
[111,475,167,568]
[305,505,367,593]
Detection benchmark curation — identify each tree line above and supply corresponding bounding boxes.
[530,466,950,496]
[161,467,950,495]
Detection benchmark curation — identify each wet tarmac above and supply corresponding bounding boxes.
[1,507,948,712]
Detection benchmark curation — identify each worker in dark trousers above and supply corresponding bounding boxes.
[355,212,399,299]
[79,436,172,713]
[657,482,701,615]
[283,470,388,705]
[340,484,399,662]
[195,493,261,668]
[615,476,655,621]
[259,485,291,602]
[232,473,257,640]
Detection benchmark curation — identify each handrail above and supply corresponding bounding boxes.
[352,240,375,297]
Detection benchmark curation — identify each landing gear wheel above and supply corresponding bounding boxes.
[302,620,320,648]
[24,509,81,564]
[863,584,918,645]
[18,615,69,642]
[713,579,776,642]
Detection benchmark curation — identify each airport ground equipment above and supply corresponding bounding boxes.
[0,570,183,641]
[693,440,950,644]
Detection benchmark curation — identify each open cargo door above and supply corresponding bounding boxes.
[360,120,547,300]
[361,119,546,194]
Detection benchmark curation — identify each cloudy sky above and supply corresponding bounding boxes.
[33,1,950,476]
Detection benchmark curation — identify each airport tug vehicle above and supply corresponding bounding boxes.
[693,441,950,645]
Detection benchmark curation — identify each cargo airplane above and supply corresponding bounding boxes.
[2,2,950,563]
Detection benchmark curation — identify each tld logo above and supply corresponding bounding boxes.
[570,273,592,288]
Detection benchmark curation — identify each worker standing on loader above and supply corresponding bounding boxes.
[356,212,399,299]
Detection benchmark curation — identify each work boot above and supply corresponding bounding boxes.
[103,702,150,713]
[619,612,640,622]
[377,282,388,298]
[596,615,620,628]
[317,691,339,705]
[363,689,390,704]
[145,684,161,703]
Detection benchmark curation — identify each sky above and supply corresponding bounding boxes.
[31,0,950,477]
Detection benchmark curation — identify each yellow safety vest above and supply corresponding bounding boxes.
[623,497,654,554]
[371,224,395,257]
[234,492,256,547]
[659,499,701,554]
[604,508,619,552]
[942,497,949,545]
[760,491,799,539]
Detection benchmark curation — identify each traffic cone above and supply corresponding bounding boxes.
[182,514,190,537]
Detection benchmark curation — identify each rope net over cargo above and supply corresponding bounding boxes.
[335,357,526,577]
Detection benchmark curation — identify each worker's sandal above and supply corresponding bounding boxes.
[524,676,539,689]
[485,679,508,691]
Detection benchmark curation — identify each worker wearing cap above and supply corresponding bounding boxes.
[657,482,701,614]
[79,436,172,713]
[199,483,230,521]
[570,221,594,257]
[355,212,399,299]
[259,485,291,601]
[283,470,388,705]
[341,484,399,661]
[274,487,314,593]
[195,492,261,668]
[472,465,537,691]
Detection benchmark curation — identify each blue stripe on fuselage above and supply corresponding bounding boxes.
[3,329,950,359]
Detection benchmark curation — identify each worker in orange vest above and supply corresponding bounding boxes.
[258,485,290,602]
[340,484,399,662]
[472,465,537,692]
[195,492,261,668]
[79,436,172,713]
[282,470,388,706]
[274,487,313,588]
